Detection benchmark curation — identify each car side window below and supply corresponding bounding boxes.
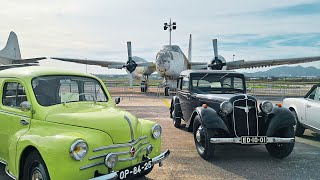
[307,87,320,101]
[181,78,189,91]
[2,82,27,108]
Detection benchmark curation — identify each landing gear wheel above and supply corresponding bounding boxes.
[265,126,295,159]
[140,82,148,92]
[193,115,215,160]
[164,87,170,96]
[291,110,305,137]
[22,151,50,180]
[171,106,181,128]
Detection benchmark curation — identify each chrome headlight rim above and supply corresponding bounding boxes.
[260,101,273,114]
[151,124,162,139]
[70,139,88,161]
[220,101,233,114]
[104,153,118,168]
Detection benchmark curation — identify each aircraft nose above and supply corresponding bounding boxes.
[156,51,173,72]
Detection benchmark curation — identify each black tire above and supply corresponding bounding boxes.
[265,126,295,159]
[22,150,50,180]
[291,110,305,137]
[136,165,154,177]
[171,106,181,128]
[164,87,169,96]
[193,115,215,160]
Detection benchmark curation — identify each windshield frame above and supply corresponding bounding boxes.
[31,75,109,107]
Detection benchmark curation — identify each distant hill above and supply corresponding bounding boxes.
[244,66,320,77]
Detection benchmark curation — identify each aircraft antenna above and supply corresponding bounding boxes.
[163,18,176,45]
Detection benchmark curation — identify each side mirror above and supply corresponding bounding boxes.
[115,97,121,105]
[20,101,31,112]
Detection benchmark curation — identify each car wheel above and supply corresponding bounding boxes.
[265,126,295,159]
[22,151,50,180]
[193,115,215,160]
[171,106,181,128]
[136,165,154,177]
[291,110,305,137]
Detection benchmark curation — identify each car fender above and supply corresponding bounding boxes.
[283,98,307,124]
[266,107,296,136]
[170,96,182,119]
[190,106,229,133]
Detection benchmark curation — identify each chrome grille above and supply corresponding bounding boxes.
[80,135,151,170]
[232,97,258,137]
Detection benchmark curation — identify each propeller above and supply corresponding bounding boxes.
[123,41,137,73]
[208,39,226,70]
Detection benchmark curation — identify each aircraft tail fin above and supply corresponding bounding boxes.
[0,31,21,60]
[188,34,192,62]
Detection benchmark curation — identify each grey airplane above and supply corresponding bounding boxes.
[0,31,46,70]
[52,34,320,96]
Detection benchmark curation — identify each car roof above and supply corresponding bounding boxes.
[180,70,243,77]
[0,66,97,79]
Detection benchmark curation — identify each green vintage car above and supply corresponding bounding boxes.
[0,66,169,180]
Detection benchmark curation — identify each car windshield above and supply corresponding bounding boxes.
[32,75,108,106]
[191,73,245,94]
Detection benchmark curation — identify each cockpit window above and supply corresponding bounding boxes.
[32,75,108,106]
[191,73,245,94]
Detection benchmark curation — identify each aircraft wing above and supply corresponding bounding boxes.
[51,57,125,69]
[190,56,320,70]
[12,57,47,64]
[0,63,39,71]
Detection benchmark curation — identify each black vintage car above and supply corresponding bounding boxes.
[170,70,296,160]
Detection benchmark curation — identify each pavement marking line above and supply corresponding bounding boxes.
[295,137,320,148]
[162,98,171,108]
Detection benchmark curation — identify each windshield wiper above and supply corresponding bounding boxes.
[63,93,96,105]
[219,73,229,80]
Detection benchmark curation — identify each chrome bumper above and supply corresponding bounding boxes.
[89,149,170,180]
[210,137,295,144]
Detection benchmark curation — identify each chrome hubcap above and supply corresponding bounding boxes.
[196,126,202,143]
[32,169,43,180]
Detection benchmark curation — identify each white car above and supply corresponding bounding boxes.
[283,84,320,136]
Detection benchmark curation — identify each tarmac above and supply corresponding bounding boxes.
[1,95,320,180]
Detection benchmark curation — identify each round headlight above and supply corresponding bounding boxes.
[104,153,118,168]
[260,101,273,114]
[220,101,233,114]
[70,140,88,161]
[151,124,162,139]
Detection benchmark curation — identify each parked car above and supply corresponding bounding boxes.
[170,70,295,160]
[0,66,169,180]
[283,84,320,136]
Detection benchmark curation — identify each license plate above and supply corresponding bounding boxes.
[241,136,267,144]
[117,160,152,179]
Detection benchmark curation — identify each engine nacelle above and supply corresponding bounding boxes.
[126,56,154,80]
[207,55,227,70]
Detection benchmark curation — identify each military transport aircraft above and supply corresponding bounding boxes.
[0,31,46,70]
[52,34,320,96]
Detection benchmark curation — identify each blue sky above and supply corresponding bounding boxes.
[0,0,319,74]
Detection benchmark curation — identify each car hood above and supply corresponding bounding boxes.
[45,104,141,144]
[196,93,256,103]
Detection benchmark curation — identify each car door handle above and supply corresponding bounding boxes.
[306,104,311,108]
[20,119,29,126]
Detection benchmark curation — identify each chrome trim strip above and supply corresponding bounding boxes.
[210,137,295,144]
[81,145,149,170]
[0,109,30,118]
[0,159,17,180]
[89,141,150,160]
[124,115,135,142]
[89,172,118,180]
[80,161,105,170]
[93,135,148,152]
